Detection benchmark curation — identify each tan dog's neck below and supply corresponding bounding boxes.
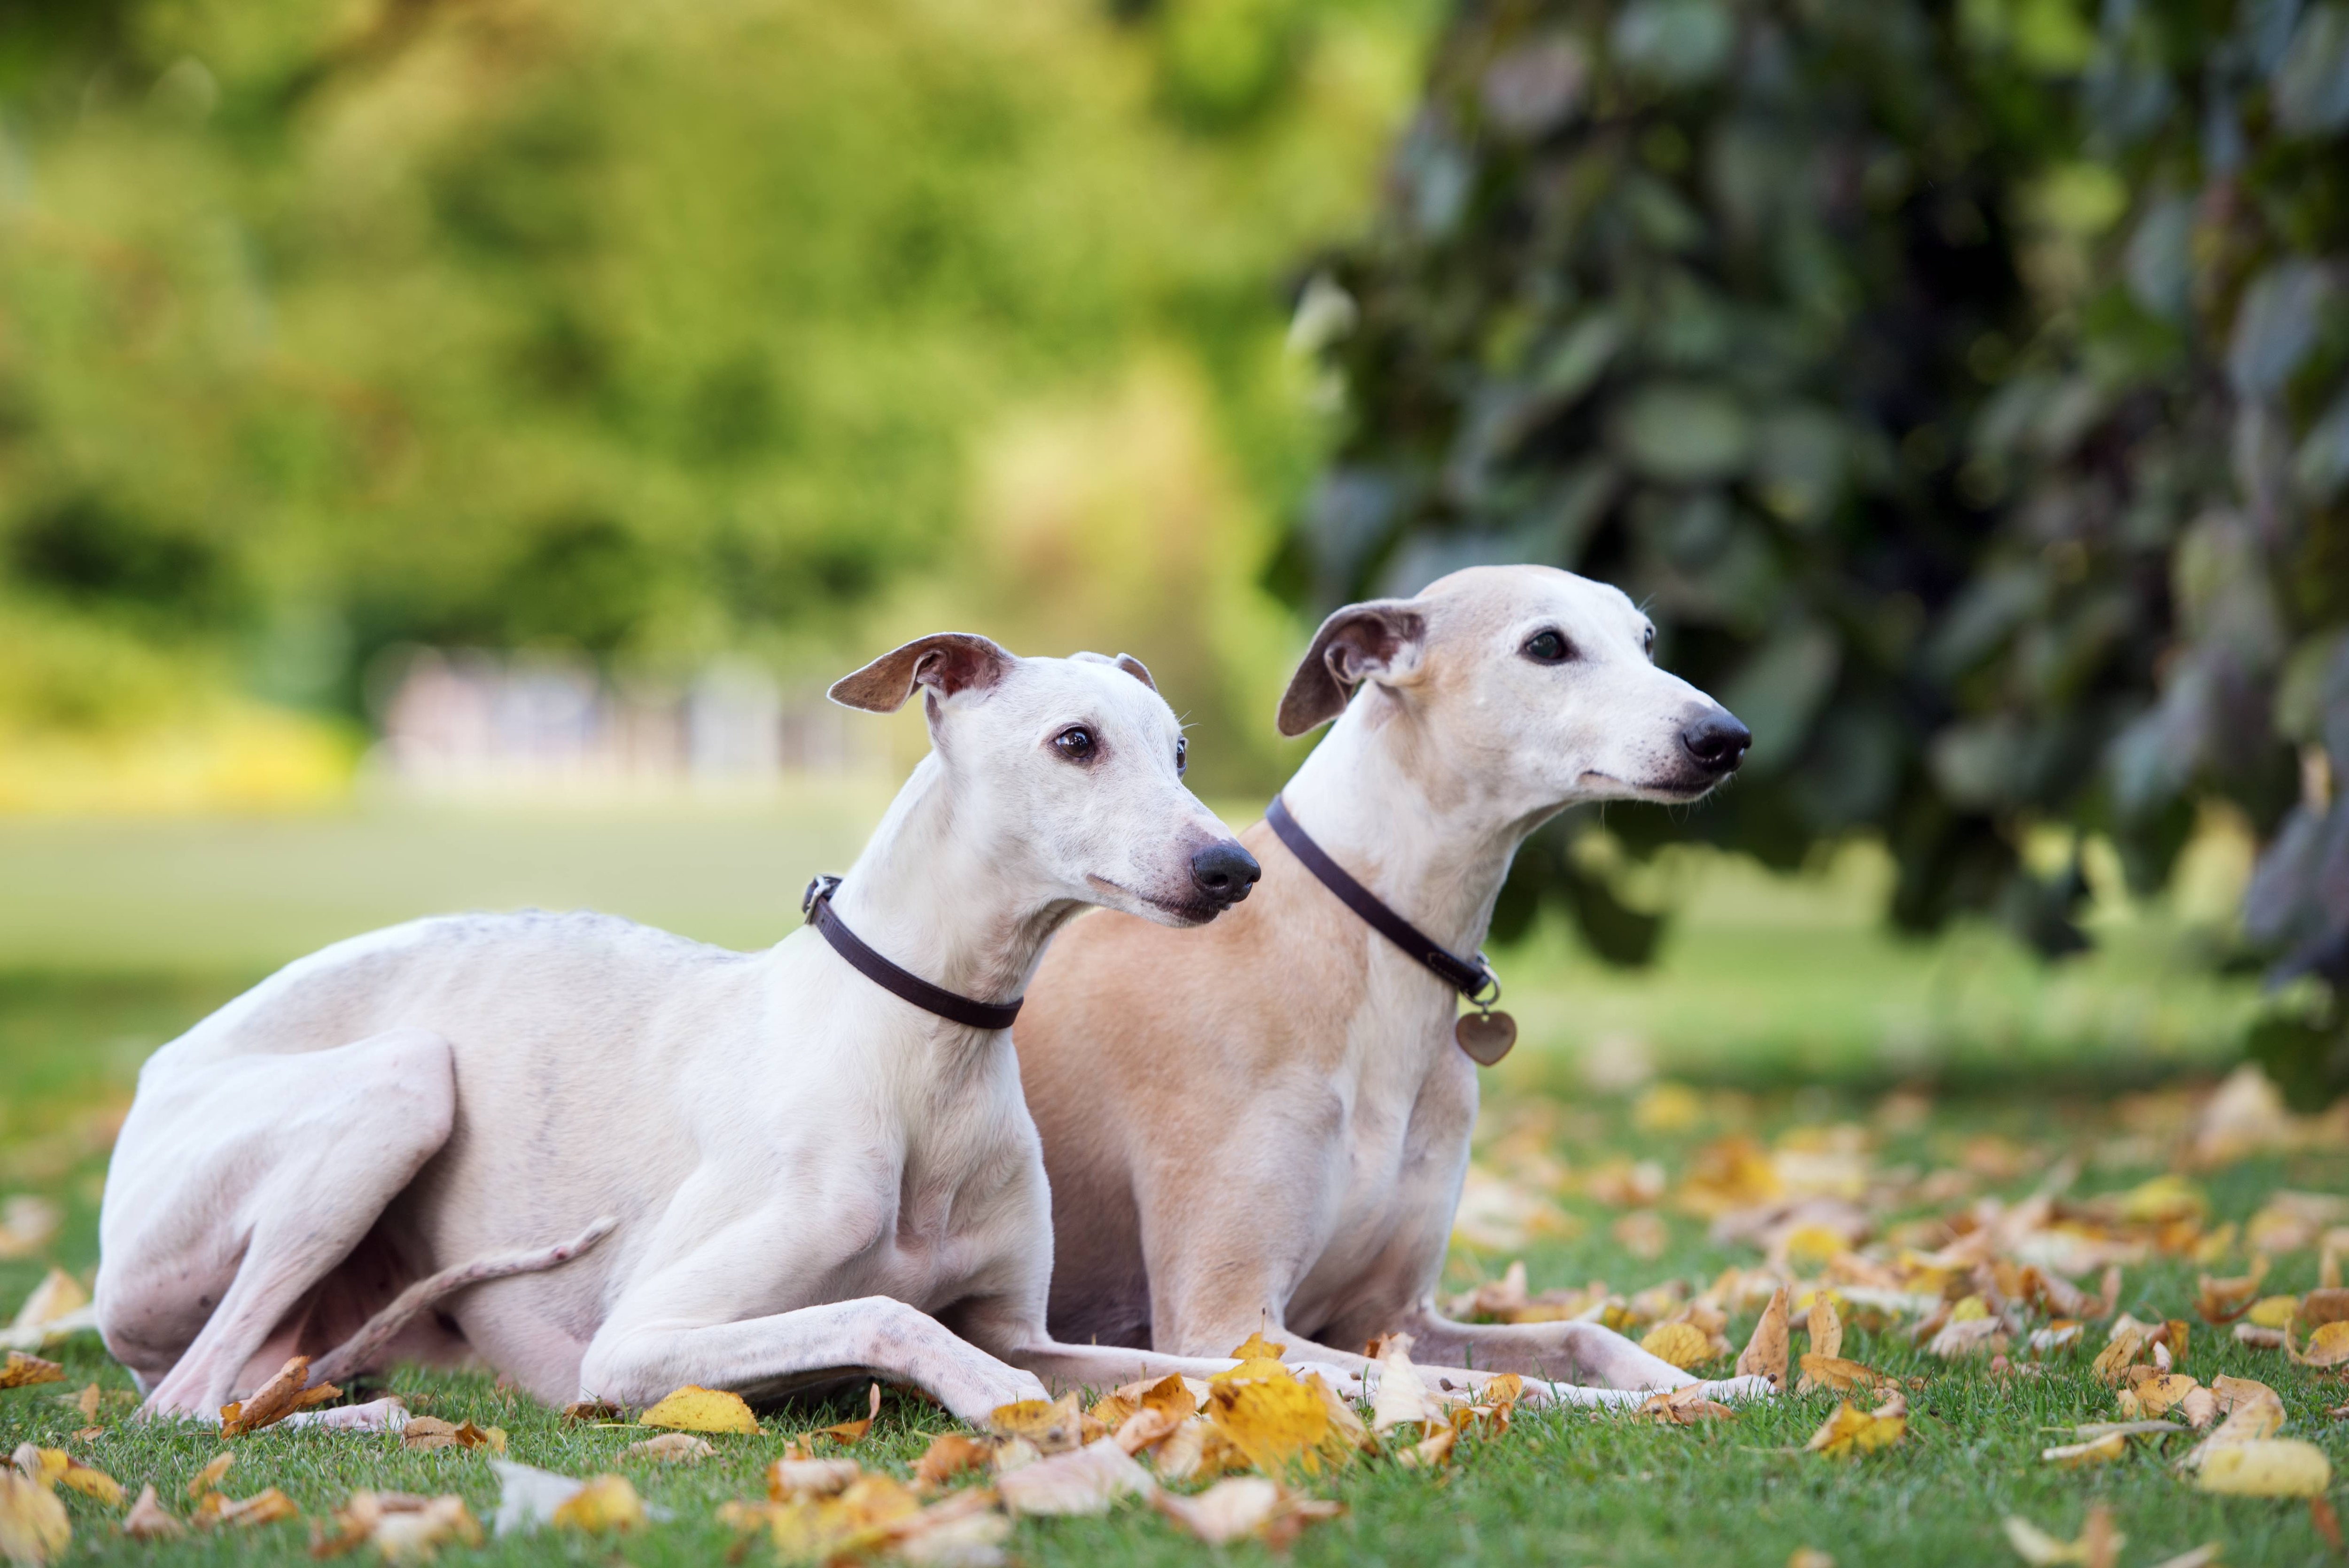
[1278,686,1547,960]
[826,754,1084,1008]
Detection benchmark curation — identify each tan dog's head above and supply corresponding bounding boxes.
[1278,566,1749,810]
[833,633,1259,925]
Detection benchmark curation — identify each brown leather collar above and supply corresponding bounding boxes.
[1263,795,1501,1007]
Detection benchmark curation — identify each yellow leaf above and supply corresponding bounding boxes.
[1208,1374,1331,1474]
[2041,1433,2124,1467]
[1737,1287,1791,1386]
[2123,1371,2200,1418]
[186,1452,233,1500]
[0,1473,69,1566]
[1803,1394,1906,1458]
[53,1458,122,1509]
[1779,1224,1849,1270]
[198,1488,297,1529]
[2291,1319,2349,1367]
[1640,1321,1715,1370]
[0,1355,63,1391]
[637,1385,758,1435]
[217,1357,339,1437]
[7,1273,86,1336]
[987,1391,1083,1454]
[1226,1330,1287,1363]
[2194,1439,2331,1497]
[1795,1354,1884,1395]
[811,1383,882,1445]
[2245,1295,2301,1329]
[2091,1327,2147,1383]
[549,1475,644,1532]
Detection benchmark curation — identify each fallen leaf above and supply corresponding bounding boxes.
[812,1383,882,1445]
[311,1491,482,1563]
[1135,1374,1199,1424]
[988,1391,1083,1455]
[1369,1338,1437,1433]
[1396,1424,1456,1469]
[1227,1330,1287,1362]
[0,1355,62,1391]
[997,1440,1154,1516]
[2246,1295,2302,1329]
[121,1484,182,1541]
[5,1276,85,1340]
[2196,1265,2266,1324]
[561,1400,622,1422]
[66,1387,96,1426]
[2042,1434,2125,1467]
[1151,1476,1282,1545]
[2311,1494,2342,1555]
[2290,1319,2349,1367]
[1209,1368,1335,1473]
[1804,1392,1906,1457]
[2092,1326,2148,1383]
[2123,1368,2201,1418]
[1796,1354,1887,1395]
[1807,1296,1844,1361]
[769,1457,862,1498]
[401,1416,504,1452]
[2233,1323,2287,1349]
[1736,1287,1791,1385]
[1112,1406,1182,1455]
[549,1475,645,1532]
[0,1472,69,1566]
[637,1385,758,1435]
[1641,1321,1716,1370]
[1929,1317,2009,1360]
[2194,1438,2331,1496]
[2002,1507,2123,1568]
[9,1449,121,1509]
[1148,1420,1213,1483]
[218,1357,340,1436]
[621,1432,713,1463]
[2143,1546,2221,1568]
[186,1452,233,1500]
[913,1434,993,1488]
[196,1487,298,1529]
[1640,1385,1735,1425]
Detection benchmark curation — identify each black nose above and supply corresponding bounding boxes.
[1680,709,1751,774]
[1190,841,1262,908]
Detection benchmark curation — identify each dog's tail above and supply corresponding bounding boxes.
[307,1216,618,1389]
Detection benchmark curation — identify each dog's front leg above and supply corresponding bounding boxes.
[578,1296,1047,1424]
[1389,1305,1770,1403]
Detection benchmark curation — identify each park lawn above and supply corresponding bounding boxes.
[4,990,2346,1566]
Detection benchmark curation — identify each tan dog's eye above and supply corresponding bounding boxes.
[1523,630,1574,664]
[1053,727,1097,762]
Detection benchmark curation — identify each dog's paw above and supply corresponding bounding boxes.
[1695,1374,1777,1404]
[276,1396,412,1434]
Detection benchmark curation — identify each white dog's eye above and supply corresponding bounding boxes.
[1643,625,1656,657]
[1523,630,1574,664]
[1175,736,1188,777]
[1053,727,1097,763]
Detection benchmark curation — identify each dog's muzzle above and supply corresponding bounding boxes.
[1680,709,1752,777]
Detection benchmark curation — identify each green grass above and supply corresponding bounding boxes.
[1,806,2333,1564]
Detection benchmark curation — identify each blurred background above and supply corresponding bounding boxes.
[0,0,2344,1233]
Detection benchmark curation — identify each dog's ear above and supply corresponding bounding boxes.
[1068,651,1158,691]
[1276,599,1426,737]
[829,633,1015,714]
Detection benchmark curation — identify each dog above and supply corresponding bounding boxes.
[1015,566,1763,1402]
[95,633,1297,1426]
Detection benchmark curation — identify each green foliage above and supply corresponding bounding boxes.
[1294,0,2348,1083]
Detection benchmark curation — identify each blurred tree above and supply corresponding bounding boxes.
[1292,0,2348,1096]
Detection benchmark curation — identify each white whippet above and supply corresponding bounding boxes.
[1017,566,1766,1404]
[95,634,1291,1425]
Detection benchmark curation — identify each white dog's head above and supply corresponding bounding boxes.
[832,633,1258,925]
[1277,565,1749,813]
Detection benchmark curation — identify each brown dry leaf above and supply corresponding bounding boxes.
[2194,1438,2331,1496]
[1929,1318,2009,1361]
[1208,1371,1333,1474]
[637,1384,758,1435]
[1088,1393,1139,1431]
[621,1432,713,1463]
[185,1452,233,1501]
[810,1382,883,1445]
[548,1475,644,1532]
[2092,1327,2148,1384]
[1395,1424,1455,1470]
[218,1357,340,1437]
[1737,1287,1791,1386]
[197,1488,298,1530]
[1640,1385,1735,1425]
[0,1355,63,1392]
[2041,1434,2126,1468]
[997,1440,1153,1517]
[1112,1407,1181,1456]
[121,1484,182,1541]
[2289,1320,2349,1367]
[2196,1265,2267,1324]
[1807,1296,1844,1361]
[1796,1354,1886,1395]
[2001,1507,2124,1568]
[912,1434,992,1489]
[2234,1323,2287,1349]
[66,1387,97,1426]
[1136,1374,1198,1425]
[988,1391,1083,1455]
[2123,1368,2201,1419]
[0,1472,69,1566]
[1803,1392,1906,1458]
[1641,1321,1716,1371]
[561,1399,622,1422]
[768,1457,862,1499]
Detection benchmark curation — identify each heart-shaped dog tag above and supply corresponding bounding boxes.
[1455,1009,1517,1066]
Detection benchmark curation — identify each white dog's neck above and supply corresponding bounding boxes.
[824,753,1079,1009]
[1279,691,1549,959]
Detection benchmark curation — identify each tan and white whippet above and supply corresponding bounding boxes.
[95,634,1307,1426]
[1016,566,1766,1405]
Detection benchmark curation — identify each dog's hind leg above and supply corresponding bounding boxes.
[97,1028,457,1421]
